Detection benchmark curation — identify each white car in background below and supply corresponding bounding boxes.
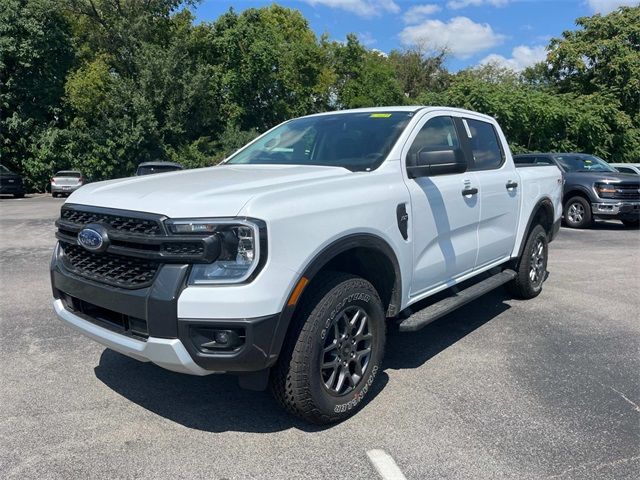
[51,171,86,197]
[611,163,640,175]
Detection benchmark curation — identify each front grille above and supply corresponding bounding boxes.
[61,293,148,339]
[56,205,218,288]
[161,242,205,255]
[61,208,163,235]
[613,184,640,200]
[60,242,159,288]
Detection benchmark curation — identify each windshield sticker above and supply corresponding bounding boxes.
[370,113,392,118]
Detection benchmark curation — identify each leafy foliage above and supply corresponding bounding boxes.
[1,2,639,190]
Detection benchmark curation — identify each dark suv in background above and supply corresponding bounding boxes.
[514,153,640,228]
[0,165,26,198]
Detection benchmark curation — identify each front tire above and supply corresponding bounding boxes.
[506,224,548,299]
[271,272,386,424]
[564,196,592,228]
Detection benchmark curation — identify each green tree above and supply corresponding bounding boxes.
[545,6,640,122]
[0,0,74,188]
[324,34,404,108]
[388,47,450,99]
[419,71,640,162]
[206,5,325,130]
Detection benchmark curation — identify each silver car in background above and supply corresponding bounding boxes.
[51,171,85,197]
[611,163,640,175]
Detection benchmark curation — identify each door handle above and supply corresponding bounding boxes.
[461,187,478,196]
[506,181,518,190]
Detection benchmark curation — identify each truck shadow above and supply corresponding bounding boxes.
[94,289,511,433]
[384,289,511,370]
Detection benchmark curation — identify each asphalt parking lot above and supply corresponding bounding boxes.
[1,194,638,480]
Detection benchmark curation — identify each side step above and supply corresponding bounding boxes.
[398,269,517,332]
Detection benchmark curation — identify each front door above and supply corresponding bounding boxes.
[402,114,480,297]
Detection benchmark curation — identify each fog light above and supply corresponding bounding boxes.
[192,327,245,352]
[214,331,230,345]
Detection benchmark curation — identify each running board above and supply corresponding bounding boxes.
[398,269,517,332]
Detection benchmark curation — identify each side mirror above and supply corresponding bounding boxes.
[407,148,467,178]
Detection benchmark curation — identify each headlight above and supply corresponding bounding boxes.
[166,219,262,284]
[595,182,617,198]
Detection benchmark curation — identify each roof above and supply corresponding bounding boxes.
[302,106,496,122]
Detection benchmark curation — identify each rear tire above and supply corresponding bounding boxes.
[506,224,548,299]
[13,193,24,198]
[564,196,592,228]
[270,272,386,424]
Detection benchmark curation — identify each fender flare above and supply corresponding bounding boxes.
[267,233,402,361]
[563,185,595,203]
[516,197,555,260]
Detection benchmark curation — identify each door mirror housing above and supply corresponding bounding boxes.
[407,148,467,178]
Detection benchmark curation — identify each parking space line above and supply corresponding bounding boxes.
[366,449,408,480]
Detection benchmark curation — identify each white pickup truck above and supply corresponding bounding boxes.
[51,107,562,424]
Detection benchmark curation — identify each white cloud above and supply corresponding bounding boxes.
[479,45,547,71]
[358,31,377,46]
[399,16,505,59]
[403,4,441,24]
[586,0,638,14]
[305,0,400,18]
[447,0,509,9]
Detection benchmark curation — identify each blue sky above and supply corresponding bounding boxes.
[192,0,638,71]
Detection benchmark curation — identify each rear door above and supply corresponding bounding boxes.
[402,113,480,297]
[460,117,520,268]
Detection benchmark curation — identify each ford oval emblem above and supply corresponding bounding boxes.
[78,227,107,252]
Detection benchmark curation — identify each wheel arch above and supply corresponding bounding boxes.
[267,234,402,361]
[563,186,593,205]
[516,197,555,260]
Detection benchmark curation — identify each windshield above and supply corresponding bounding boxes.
[55,171,82,178]
[0,165,16,175]
[225,112,414,172]
[554,155,616,172]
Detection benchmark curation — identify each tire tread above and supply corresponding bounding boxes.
[270,271,383,424]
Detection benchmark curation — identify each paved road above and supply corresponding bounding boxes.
[1,195,638,480]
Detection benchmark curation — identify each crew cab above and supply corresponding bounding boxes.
[514,153,640,228]
[51,107,562,424]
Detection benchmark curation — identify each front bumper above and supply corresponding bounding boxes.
[592,201,640,218]
[51,245,287,375]
[53,298,211,375]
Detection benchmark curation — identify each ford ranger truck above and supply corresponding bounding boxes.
[51,107,563,424]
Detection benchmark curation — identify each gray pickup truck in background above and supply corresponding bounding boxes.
[514,153,640,228]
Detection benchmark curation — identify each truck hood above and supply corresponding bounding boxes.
[66,164,351,218]
[564,171,640,184]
